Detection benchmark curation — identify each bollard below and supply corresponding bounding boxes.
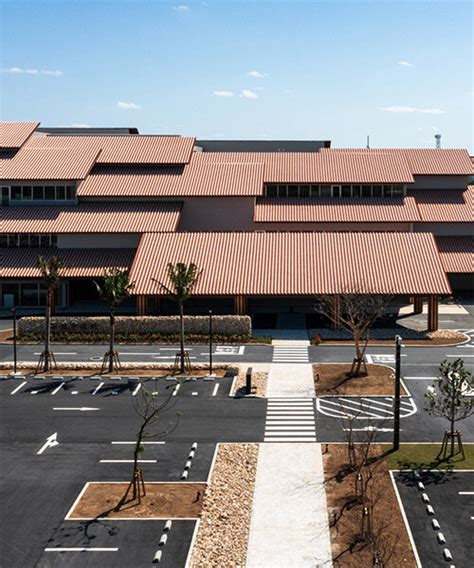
[246,367,252,394]
[437,533,446,544]
[417,481,425,491]
[432,519,440,530]
[164,520,172,532]
[159,534,167,547]
[422,493,430,503]
[443,549,453,561]
[152,550,162,563]
[426,505,435,515]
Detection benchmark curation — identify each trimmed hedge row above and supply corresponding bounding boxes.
[18,315,252,337]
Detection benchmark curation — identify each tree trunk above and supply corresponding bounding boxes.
[109,305,115,373]
[115,420,147,510]
[179,301,185,373]
[450,391,456,456]
[44,290,52,372]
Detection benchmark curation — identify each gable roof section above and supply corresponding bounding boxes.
[26,134,195,164]
[254,196,421,223]
[1,201,182,233]
[78,162,264,197]
[436,237,473,273]
[130,231,450,296]
[1,147,101,180]
[409,187,473,222]
[1,121,39,149]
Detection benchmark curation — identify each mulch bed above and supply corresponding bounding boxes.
[317,337,464,346]
[322,444,417,567]
[313,364,407,396]
[68,482,206,519]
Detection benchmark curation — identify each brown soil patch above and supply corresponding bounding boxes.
[314,364,407,397]
[231,370,267,397]
[323,444,417,567]
[68,482,206,519]
[0,329,12,343]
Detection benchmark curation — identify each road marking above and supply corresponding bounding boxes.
[92,382,104,395]
[404,377,437,380]
[263,437,316,442]
[132,383,142,396]
[172,384,181,396]
[33,352,77,355]
[100,459,157,463]
[31,390,38,395]
[10,381,27,395]
[446,354,474,357]
[45,548,118,552]
[212,383,219,396]
[343,426,396,432]
[51,382,64,395]
[53,407,100,412]
[37,432,59,455]
[153,356,197,360]
[458,491,474,495]
[71,390,78,395]
[264,397,316,442]
[111,441,165,445]
[316,396,417,420]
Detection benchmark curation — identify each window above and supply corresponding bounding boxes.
[29,234,40,247]
[33,186,44,200]
[278,185,288,198]
[361,185,371,198]
[44,186,55,200]
[310,185,320,197]
[22,186,32,200]
[66,186,76,200]
[320,185,331,197]
[341,185,351,198]
[56,186,66,200]
[352,185,361,198]
[299,185,310,197]
[21,283,39,306]
[382,185,392,197]
[50,234,58,247]
[0,235,8,247]
[19,234,29,247]
[40,234,51,247]
[372,185,382,197]
[392,185,404,197]
[287,185,299,198]
[11,186,22,200]
[332,185,341,198]
[266,184,278,197]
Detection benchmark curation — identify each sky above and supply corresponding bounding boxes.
[1,0,472,149]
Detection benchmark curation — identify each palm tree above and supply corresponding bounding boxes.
[37,255,63,372]
[94,268,135,373]
[154,263,200,373]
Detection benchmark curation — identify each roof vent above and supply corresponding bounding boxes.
[435,134,441,149]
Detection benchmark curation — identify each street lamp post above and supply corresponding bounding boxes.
[393,334,402,451]
[209,310,213,376]
[11,307,17,375]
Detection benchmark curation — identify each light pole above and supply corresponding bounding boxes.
[393,334,402,451]
[11,307,17,375]
[209,310,213,376]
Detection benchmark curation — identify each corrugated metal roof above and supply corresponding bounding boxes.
[196,140,331,152]
[1,147,101,180]
[436,236,473,273]
[0,248,135,278]
[1,201,182,234]
[193,151,414,184]
[130,232,450,296]
[78,162,264,197]
[409,187,473,222]
[254,197,421,223]
[1,122,39,149]
[320,148,473,175]
[26,134,195,164]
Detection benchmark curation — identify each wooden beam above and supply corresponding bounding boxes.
[234,295,247,315]
[136,295,146,316]
[414,296,423,314]
[427,295,439,331]
[331,295,341,330]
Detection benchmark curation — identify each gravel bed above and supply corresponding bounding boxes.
[189,443,259,568]
[231,369,267,397]
[309,327,466,341]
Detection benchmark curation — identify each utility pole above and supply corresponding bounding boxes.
[11,307,17,375]
[393,334,402,451]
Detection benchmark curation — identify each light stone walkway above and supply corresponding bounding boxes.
[265,362,315,398]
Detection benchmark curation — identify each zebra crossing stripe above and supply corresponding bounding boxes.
[272,346,309,363]
[316,396,417,420]
[264,398,316,442]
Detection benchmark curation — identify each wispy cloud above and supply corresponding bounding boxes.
[213,90,234,97]
[173,5,190,12]
[380,105,444,114]
[117,100,142,110]
[240,89,258,99]
[247,70,267,78]
[2,66,63,77]
[398,60,414,67]
[71,123,91,128]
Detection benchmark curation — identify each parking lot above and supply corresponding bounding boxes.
[394,470,474,567]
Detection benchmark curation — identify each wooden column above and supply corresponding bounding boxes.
[414,296,423,314]
[427,295,439,331]
[331,295,341,329]
[234,295,247,315]
[137,295,146,316]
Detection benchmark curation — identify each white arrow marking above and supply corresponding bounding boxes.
[37,432,59,455]
[53,407,100,411]
[343,426,396,432]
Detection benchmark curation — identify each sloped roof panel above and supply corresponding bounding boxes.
[436,236,473,273]
[1,121,39,149]
[410,187,473,222]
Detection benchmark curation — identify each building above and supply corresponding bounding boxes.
[1,121,472,330]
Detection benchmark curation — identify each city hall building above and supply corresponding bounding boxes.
[1,121,472,331]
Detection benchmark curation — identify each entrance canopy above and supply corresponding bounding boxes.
[130,231,451,296]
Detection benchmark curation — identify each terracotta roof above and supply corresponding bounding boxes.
[436,237,473,273]
[78,162,264,197]
[26,134,195,164]
[1,147,101,180]
[409,187,473,222]
[194,151,414,184]
[1,202,182,234]
[130,232,450,296]
[0,248,135,278]
[1,122,39,149]
[321,148,473,175]
[254,197,420,223]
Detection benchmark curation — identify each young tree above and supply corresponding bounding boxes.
[425,358,473,457]
[154,263,201,373]
[94,268,135,373]
[315,290,391,377]
[37,255,63,372]
[115,380,180,511]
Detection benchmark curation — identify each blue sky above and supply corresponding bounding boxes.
[1,0,472,149]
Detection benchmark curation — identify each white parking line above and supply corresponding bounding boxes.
[100,459,157,463]
[111,441,165,445]
[33,352,77,355]
[212,383,219,396]
[45,548,118,552]
[10,382,27,395]
[172,383,180,396]
[447,354,474,357]
[132,383,142,396]
[92,383,104,395]
[458,491,474,495]
[51,382,64,395]
[404,377,437,380]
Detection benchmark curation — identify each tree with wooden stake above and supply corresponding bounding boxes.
[315,289,391,378]
[425,358,473,459]
[94,268,135,374]
[153,263,201,374]
[115,380,180,511]
[36,255,63,373]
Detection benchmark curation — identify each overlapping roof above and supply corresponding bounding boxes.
[78,162,264,197]
[0,248,135,278]
[409,187,473,222]
[436,237,473,273]
[1,202,182,233]
[0,122,39,149]
[254,196,421,223]
[130,231,451,296]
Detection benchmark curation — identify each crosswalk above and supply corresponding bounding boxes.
[272,345,309,363]
[264,398,316,442]
[316,396,417,420]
